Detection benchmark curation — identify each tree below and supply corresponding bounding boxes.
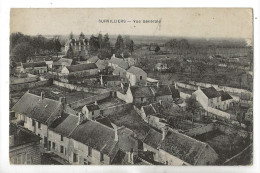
[10,32,25,51]
[98,48,112,60]
[12,42,34,62]
[155,45,160,52]
[124,36,134,55]
[69,32,74,39]
[98,33,103,49]
[53,37,62,58]
[89,35,99,54]
[194,60,207,79]
[103,33,111,49]
[115,35,124,54]
[79,32,85,40]
[185,96,200,126]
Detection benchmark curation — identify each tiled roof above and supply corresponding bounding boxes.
[49,113,79,137]
[53,58,72,66]
[142,105,156,116]
[219,90,233,101]
[86,104,100,111]
[102,75,121,82]
[107,105,151,141]
[87,56,99,63]
[160,130,208,165]
[110,57,129,70]
[66,63,98,73]
[22,62,47,68]
[144,128,210,165]
[130,86,155,98]
[169,85,180,98]
[10,124,41,149]
[96,59,108,70]
[127,66,146,75]
[143,128,162,149]
[69,120,119,157]
[151,102,163,113]
[11,92,62,125]
[201,87,221,99]
[151,85,172,96]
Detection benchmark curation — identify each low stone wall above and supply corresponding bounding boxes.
[180,92,191,99]
[102,103,132,116]
[185,123,215,137]
[53,80,108,94]
[69,92,111,109]
[189,81,252,95]
[10,79,51,92]
[217,123,248,139]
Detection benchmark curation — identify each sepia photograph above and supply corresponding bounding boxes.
[8,8,254,166]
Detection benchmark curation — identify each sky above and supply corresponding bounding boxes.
[10,8,253,39]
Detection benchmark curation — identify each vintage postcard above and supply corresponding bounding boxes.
[9,8,253,166]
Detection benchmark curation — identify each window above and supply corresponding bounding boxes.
[88,162,91,165]
[52,142,56,150]
[100,153,104,162]
[38,122,41,129]
[60,145,64,153]
[61,135,63,141]
[84,159,88,165]
[88,147,92,156]
[140,76,142,80]
[73,153,78,162]
[32,120,35,126]
[92,111,94,116]
[141,97,144,102]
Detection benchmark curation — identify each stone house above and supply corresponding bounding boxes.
[151,84,180,102]
[53,58,73,72]
[126,66,147,86]
[155,63,169,72]
[21,62,48,74]
[61,63,98,77]
[48,113,79,161]
[64,39,88,59]
[193,86,222,109]
[143,128,219,165]
[100,75,121,87]
[109,54,129,70]
[218,90,234,110]
[81,103,101,120]
[87,56,99,64]
[129,86,155,104]
[9,124,41,164]
[68,120,120,165]
[11,91,64,149]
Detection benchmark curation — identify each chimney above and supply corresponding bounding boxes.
[174,82,178,89]
[112,54,116,58]
[100,75,104,86]
[59,97,67,108]
[94,101,98,105]
[159,100,162,105]
[162,126,168,141]
[77,112,83,125]
[198,86,201,90]
[41,91,45,100]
